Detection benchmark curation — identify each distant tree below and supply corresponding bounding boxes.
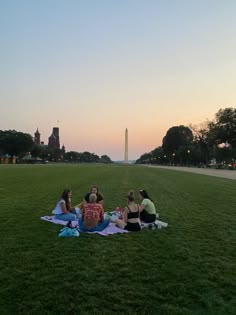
[150,146,163,163]
[162,125,193,154]
[31,144,44,158]
[64,151,81,162]
[190,122,212,164]
[100,155,113,163]
[209,107,236,149]
[0,130,34,157]
[135,152,153,164]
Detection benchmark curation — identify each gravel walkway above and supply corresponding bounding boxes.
[145,165,236,180]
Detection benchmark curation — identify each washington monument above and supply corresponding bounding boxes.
[124,128,128,161]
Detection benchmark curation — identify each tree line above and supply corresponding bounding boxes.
[0,130,113,163]
[136,107,236,168]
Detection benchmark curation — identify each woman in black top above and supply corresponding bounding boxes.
[113,191,141,231]
[83,185,104,206]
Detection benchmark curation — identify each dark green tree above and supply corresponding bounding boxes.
[100,155,113,163]
[0,130,34,157]
[209,107,236,148]
[162,125,193,155]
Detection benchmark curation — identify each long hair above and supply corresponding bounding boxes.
[90,185,99,194]
[127,190,135,203]
[139,189,153,202]
[61,189,71,210]
[90,185,103,198]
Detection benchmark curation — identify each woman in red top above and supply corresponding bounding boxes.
[78,193,109,232]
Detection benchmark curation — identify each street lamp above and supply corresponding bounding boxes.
[172,153,175,166]
[187,150,191,166]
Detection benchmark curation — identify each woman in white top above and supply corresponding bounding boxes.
[52,189,78,221]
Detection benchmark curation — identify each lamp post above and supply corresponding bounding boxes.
[164,155,167,165]
[172,153,175,166]
[187,150,190,166]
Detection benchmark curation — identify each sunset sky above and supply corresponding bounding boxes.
[0,0,235,160]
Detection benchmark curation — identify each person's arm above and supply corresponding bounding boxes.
[139,199,147,212]
[98,199,104,206]
[83,193,89,205]
[99,206,104,222]
[139,204,145,212]
[60,201,69,214]
[98,193,104,206]
[123,207,128,223]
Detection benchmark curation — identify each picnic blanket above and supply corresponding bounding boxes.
[141,219,168,230]
[41,215,168,235]
[40,216,128,236]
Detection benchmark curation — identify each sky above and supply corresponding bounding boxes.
[0,0,236,160]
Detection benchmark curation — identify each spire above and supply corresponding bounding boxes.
[49,132,56,139]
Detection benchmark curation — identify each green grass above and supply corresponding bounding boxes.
[0,164,235,315]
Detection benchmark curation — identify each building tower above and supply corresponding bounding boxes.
[48,127,60,149]
[34,128,41,145]
[48,132,56,148]
[124,128,128,161]
[52,127,60,149]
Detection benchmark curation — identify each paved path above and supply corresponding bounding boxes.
[145,165,236,180]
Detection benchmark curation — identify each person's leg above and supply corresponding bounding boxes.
[55,213,76,221]
[125,222,141,231]
[140,210,146,222]
[140,210,156,223]
[145,214,156,223]
[94,219,110,231]
[78,217,89,232]
[115,219,127,230]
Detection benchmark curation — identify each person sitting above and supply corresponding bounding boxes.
[52,189,78,221]
[138,189,157,223]
[79,193,109,232]
[113,191,141,232]
[83,185,104,206]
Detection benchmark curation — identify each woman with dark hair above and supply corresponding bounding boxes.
[83,185,104,206]
[138,189,156,223]
[52,189,78,221]
[113,191,141,232]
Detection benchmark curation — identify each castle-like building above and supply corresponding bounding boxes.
[34,127,65,152]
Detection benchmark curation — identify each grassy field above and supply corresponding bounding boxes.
[0,164,235,315]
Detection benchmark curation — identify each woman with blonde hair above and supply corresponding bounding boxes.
[113,191,141,232]
[79,193,109,232]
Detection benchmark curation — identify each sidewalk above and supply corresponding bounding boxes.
[145,165,236,180]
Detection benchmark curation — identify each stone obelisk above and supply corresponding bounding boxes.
[124,128,128,161]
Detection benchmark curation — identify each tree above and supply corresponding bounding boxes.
[135,152,153,164]
[190,122,212,164]
[210,107,236,148]
[100,155,113,163]
[0,130,34,157]
[162,125,193,154]
[64,151,81,162]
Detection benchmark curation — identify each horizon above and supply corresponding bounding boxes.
[1,1,236,160]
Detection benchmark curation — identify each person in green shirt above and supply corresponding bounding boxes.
[139,189,157,223]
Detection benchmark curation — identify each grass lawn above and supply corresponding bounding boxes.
[0,164,235,315]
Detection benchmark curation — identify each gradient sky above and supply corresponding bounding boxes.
[0,0,235,160]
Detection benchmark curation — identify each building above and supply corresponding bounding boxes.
[34,128,41,145]
[48,127,60,149]
[33,126,62,150]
